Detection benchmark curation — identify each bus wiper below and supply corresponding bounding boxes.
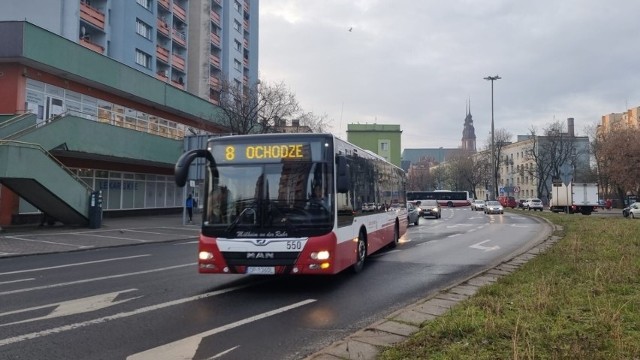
[226,207,255,233]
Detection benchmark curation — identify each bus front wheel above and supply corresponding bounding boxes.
[352,231,367,273]
[388,222,399,249]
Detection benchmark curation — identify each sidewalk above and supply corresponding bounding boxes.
[0,214,199,258]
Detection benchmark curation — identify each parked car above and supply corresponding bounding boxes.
[498,195,517,209]
[362,203,376,212]
[628,202,640,219]
[484,201,504,214]
[517,199,528,209]
[420,199,442,219]
[525,198,544,211]
[407,202,420,225]
[470,199,486,211]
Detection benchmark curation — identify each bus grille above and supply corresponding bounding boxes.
[222,251,300,266]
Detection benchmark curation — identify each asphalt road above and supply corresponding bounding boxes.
[0,208,547,360]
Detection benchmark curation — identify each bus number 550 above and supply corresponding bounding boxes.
[286,241,302,250]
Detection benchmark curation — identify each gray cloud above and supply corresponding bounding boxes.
[259,0,640,149]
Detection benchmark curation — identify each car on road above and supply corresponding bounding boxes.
[623,202,637,217]
[419,199,442,219]
[484,200,504,214]
[498,195,517,209]
[627,202,640,219]
[517,199,528,209]
[407,202,420,225]
[525,198,544,211]
[470,199,486,211]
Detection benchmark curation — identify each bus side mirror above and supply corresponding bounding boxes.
[336,155,350,193]
[174,149,217,187]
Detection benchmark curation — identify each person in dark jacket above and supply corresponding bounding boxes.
[186,194,195,222]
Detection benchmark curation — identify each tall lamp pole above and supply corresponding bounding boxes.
[484,75,501,201]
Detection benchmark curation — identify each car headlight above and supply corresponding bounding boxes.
[432,207,439,212]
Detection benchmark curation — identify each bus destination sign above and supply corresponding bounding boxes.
[214,143,310,163]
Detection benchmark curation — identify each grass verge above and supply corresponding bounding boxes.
[379,211,640,360]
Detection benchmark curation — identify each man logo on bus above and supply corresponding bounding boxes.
[253,239,269,246]
[247,252,274,259]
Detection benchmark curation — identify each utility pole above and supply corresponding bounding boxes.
[484,75,501,200]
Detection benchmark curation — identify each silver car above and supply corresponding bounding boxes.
[525,198,544,211]
[471,200,486,211]
[484,201,504,214]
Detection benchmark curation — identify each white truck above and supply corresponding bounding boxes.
[549,182,599,215]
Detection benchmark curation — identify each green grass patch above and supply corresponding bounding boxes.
[379,213,640,359]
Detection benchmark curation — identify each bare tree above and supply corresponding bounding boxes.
[524,121,579,201]
[596,127,640,205]
[483,128,513,198]
[295,112,333,133]
[216,79,302,134]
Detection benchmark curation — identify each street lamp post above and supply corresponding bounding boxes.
[484,75,501,201]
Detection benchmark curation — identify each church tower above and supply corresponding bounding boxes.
[461,99,477,152]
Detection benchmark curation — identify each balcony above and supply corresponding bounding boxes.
[209,54,221,68]
[171,54,185,72]
[243,19,249,31]
[243,75,248,86]
[243,38,249,48]
[210,33,221,47]
[158,0,170,10]
[173,3,186,22]
[172,29,187,47]
[156,71,169,82]
[79,38,104,54]
[171,79,185,89]
[156,46,170,63]
[243,57,249,68]
[243,1,249,12]
[157,18,170,37]
[209,76,221,90]
[210,10,221,26]
[80,2,105,30]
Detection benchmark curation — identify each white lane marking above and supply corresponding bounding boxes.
[0,278,34,285]
[2,236,92,249]
[470,240,500,252]
[447,234,461,238]
[0,255,151,276]
[159,226,200,231]
[72,233,148,242]
[0,285,250,347]
[0,252,14,256]
[174,241,199,245]
[445,224,473,228]
[126,299,317,360]
[111,229,187,236]
[0,263,193,296]
[0,289,139,326]
[208,346,240,359]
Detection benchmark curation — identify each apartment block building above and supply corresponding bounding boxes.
[0,0,259,103]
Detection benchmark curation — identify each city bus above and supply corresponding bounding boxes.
[406,190,471,207]
[174,133,408,275]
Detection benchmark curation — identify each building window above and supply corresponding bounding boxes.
[135,49,151,69]
[234,40,242,52]
[136,19,152,40]
[136,0,151,10]
[233,20,241,32]
[234,59,241,71]
[234,1,242,12]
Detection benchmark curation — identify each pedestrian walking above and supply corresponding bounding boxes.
[186,194,195,222]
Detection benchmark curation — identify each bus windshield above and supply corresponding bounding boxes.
[205,160,333,238]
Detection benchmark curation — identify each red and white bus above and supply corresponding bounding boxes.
[407,190,471,207]
[174,133,408,275]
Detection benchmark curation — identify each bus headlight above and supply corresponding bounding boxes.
[310,251,330,260]
[199,251,214,260]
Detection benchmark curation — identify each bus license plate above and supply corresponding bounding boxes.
[246,266,275,275]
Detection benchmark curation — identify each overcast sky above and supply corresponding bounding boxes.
[258,0,640,151]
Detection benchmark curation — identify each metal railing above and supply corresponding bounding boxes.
[0,139,94,192]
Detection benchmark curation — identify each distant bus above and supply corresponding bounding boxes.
[174,133,408,275]
[407,190,471,207]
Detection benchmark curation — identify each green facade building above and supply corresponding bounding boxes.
[346,124,402,167]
